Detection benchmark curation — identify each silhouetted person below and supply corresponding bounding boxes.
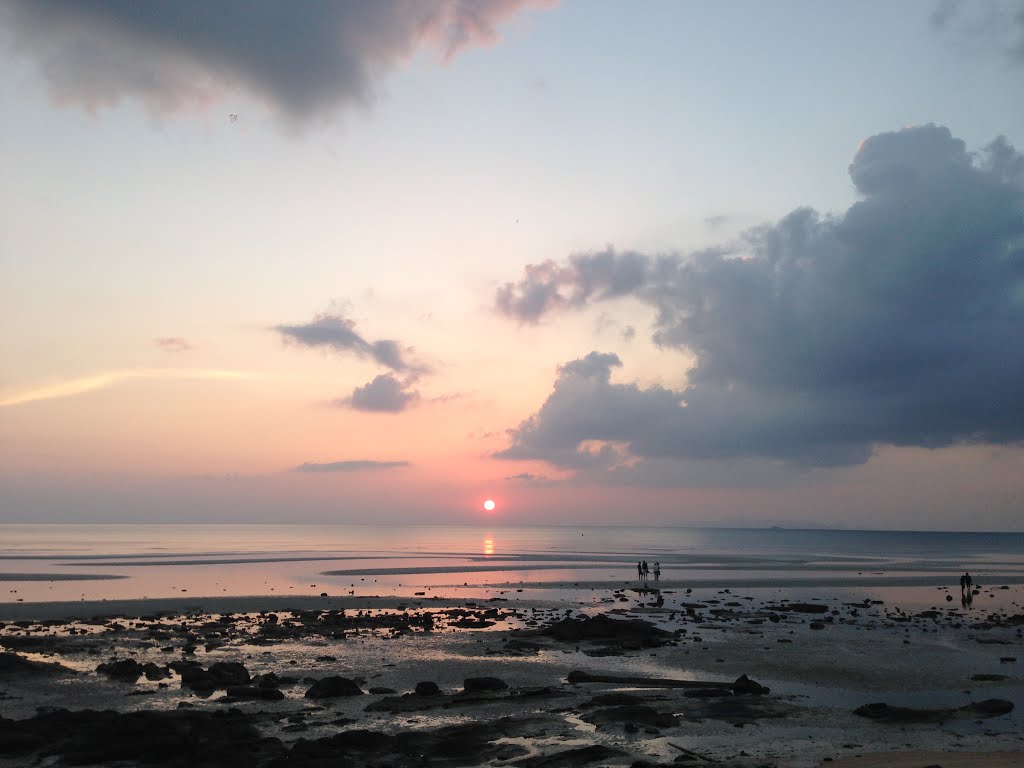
[960,571,973,594]
[642,561,649,581]
[653,561,661,581]
[637,561,643,581]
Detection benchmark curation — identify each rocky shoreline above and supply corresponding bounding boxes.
[1,585,1022,767]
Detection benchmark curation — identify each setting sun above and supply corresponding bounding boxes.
[483,499,496,511]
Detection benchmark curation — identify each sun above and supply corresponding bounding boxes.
[483,499,496,512]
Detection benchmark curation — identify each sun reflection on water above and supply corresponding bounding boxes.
[483,536,494,557]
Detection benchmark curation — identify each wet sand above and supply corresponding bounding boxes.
[0,573,126,582]
[1,583,1022,767]
[827,753,1024,767]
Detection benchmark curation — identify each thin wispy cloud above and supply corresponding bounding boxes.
[0,0,556,121]
[153,337,193,352]
[274,313,426,375]
[294,460,410,473]
[0,368,255,408]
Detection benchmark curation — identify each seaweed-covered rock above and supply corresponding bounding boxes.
[540,614,674,647]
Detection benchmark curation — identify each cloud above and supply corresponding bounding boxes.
[0,368,254,408]
[496,125,1024,469]
[154,337,193,352]
[294,460,410,473]
[504,471,557,486]
[495,250,652,324]
[931,0,1024,62]
[275,313,423,373]
[0,0,555,120]
[342,373,419,413]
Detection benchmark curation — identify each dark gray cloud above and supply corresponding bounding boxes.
[275,313,421,373]
[294,460,409,473]
[343,373,419,413]
[497,125,1024,469]
[931,0,1024,62]
[0,0,554,119]
[495,250,652,324]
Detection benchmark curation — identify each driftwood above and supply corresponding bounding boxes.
[566,670,769,694]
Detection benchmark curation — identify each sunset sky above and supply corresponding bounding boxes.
[2,1,1023,529]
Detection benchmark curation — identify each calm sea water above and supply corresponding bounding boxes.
[2,524,1023,607]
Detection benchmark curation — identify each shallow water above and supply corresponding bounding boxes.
[2,524,1022,608]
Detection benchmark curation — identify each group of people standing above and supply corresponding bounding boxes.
[637,560,661,581]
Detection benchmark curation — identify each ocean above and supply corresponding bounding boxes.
[2,523,1023,610]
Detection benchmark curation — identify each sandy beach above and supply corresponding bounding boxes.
[1,581,1021,767]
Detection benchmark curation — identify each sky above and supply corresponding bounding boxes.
[1,0,1023,530]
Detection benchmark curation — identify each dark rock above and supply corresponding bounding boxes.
[464,676,508,693]
[304,675,364,698]
[222,685,285,701]
[143,662,171,681]
[251,672,280,688]
[854,699,1013,723]
[964,699,1014,717]
[96,658,146,681]
[584,693,647,707]
[507,744,627,768]
[415,680,441,696]
[732,675,769,695]
[783,603,830,614]
[171,660,250,692]
[0,652,74,676]
[0,707,280,766]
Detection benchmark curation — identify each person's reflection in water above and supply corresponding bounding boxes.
[961,590,973,609]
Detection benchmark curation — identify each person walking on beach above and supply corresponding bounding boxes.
[653,561,661,581]
[960,571,973,594]
[637,561,643,581]
[642,561,649,581]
